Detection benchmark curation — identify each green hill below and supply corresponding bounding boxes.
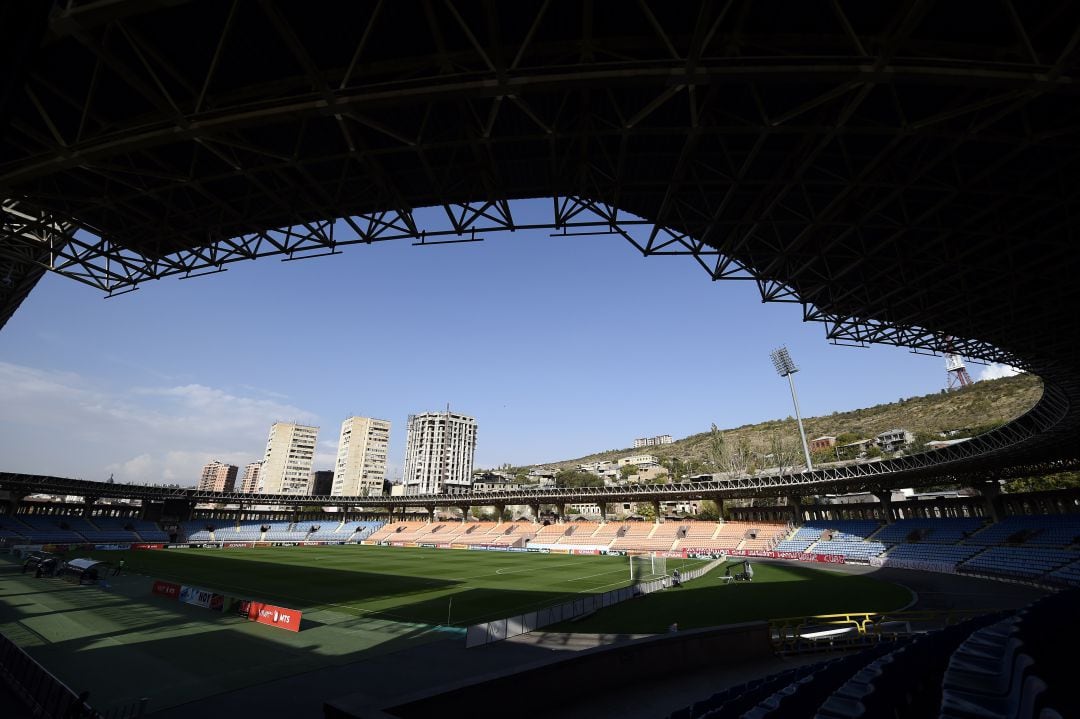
[537,373,1043,472]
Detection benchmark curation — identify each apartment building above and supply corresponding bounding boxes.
[330,416,391,497]
[309,470,334,495]
[196,460,238,492]
[260,422,319,494]
[402,410,477,495]
[238,461,262,493]
[634,434,673,448]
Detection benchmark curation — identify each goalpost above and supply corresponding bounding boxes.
[628,552,667,582]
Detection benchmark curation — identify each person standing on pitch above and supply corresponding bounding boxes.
[113,559,125,576]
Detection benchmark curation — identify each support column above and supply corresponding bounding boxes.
[787,496,803,524]
[529,503,541,522]
[556,503,566,524]
[425,504,436,523]
[978,481,1004,522]
[82,496,98,518]
[651,499,661,524]
[7,492,25,517]
[494,504,506,524]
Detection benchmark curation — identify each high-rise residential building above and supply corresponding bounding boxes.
[331,416,391,497]
[402,410,477,495]
[260,422,319,494]
[634,434,673,448]
[309,470,334,496]
[197,460,238,492]
[239,461,263,493]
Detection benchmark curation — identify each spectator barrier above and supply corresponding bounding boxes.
[0,630,101,718]
[464,557,725,648]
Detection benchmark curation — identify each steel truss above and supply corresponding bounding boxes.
[2,0,1080,495]
[0,194,1021,368]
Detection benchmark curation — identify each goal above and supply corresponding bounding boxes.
[629,552,667,582]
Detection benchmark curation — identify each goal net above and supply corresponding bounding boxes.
[629,553,668,582]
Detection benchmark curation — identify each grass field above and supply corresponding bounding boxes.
[82,545,706,626]
[553,559,913,633]
[0,546,910,713]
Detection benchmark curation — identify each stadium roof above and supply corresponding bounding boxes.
[2,0,1080,500]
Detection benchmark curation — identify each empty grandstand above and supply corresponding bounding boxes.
[666,589,1078,718]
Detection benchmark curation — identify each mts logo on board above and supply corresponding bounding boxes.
[247,602,302,632]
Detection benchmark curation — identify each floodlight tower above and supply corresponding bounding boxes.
[946,354,973,390]
[770,346,813,472]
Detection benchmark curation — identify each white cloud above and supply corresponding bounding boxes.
[0,361,321,486]
[977,363,1022,381]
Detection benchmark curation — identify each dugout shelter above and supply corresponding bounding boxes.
[57,558,107,585]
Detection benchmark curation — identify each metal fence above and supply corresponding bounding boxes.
[0,630,97,718]
[465,557,725,648]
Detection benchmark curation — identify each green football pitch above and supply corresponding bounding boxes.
[0,546,910,714]
[85,544,707,625]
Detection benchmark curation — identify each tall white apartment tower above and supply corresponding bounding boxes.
[260,422,319,494]
[239,461,263,493]
[403,410,477,495]
[331,416,391,496]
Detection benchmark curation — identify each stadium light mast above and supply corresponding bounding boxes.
[770,346,813,473]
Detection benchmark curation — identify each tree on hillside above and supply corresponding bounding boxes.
[635,502,656,520]
[555,470,604,488]
[769,432,800,474]
[707,423,758,477]
[696,500,720,520]
[1005,472,1080,493]
[619,464,637,481]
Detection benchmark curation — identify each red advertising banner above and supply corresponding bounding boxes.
[223,542,254,548]
[246,602,302,632]
[152,580,181,599]
[132,543,165,550]
[724,549,846,564]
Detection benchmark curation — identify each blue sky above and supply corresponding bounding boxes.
[0,201,1016,485]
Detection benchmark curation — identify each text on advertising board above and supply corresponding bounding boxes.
[246,601,302,632]
[152,580,180,598]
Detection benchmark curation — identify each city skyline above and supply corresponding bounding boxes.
[0,217,1019,487]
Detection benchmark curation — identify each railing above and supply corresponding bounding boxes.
[465,558,724,648]
[769,608,993,654]
[0,630,98,718]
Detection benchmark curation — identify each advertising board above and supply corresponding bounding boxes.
[152,580,180,599]
[179,585,213,608]
[723,549,846,564]
[246,602,302,632]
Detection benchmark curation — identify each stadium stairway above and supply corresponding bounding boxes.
[665,588,1079,719]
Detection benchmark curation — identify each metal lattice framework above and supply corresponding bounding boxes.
[3,0,1080,502]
